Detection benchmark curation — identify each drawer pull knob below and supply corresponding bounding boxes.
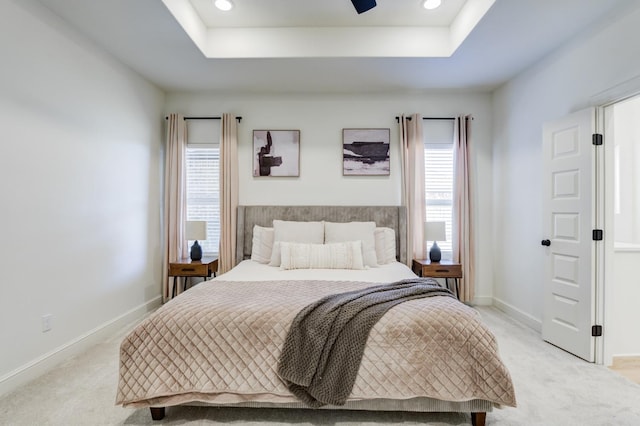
[183,268,195,272]
[435,269,448,273]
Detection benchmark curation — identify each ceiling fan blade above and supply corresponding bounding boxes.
[351,0,377,14]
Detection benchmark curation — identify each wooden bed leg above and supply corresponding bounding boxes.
[471,412,486,426]
[150,407,165,420]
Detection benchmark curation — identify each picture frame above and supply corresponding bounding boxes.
[343,128,390,176]
[253,130,300,177]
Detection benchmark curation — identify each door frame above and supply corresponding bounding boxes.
[591,83,640,365]
[600,91,640,365]
[595,106,605,365]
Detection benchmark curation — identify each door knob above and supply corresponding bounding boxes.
[541,239,551,246]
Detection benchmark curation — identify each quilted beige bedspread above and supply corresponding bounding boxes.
[116,279,516,408]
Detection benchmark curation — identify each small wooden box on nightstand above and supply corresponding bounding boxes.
[412,259,462,299]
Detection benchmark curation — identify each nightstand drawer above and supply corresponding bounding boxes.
[169,263,209,276]
[412,259,462,279]
[421,264,462,278]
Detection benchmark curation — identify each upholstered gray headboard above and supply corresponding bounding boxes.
[236,205,407,266]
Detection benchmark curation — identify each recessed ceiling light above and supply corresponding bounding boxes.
[214,0,234,11]
[423,0,442,10]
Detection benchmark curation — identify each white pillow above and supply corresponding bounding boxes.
[324,221,378,267]
[269,220,325,266]
[374,227,396,264]
[279,241,365,270]
[250,225,274,264]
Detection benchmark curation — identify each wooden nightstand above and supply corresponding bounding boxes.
[412,259,463,299]
[169,256,218,298]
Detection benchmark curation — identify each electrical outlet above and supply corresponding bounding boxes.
[42,314,53,332]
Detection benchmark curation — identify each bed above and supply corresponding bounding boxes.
[116,206,516,425]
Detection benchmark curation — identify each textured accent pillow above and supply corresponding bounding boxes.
[324,221,378,267]
[279,241,365,270]
[374,227,396,264]
[269,220,325,267]
[251,225,274,264]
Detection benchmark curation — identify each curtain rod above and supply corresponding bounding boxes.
[394,116,473,123]
[165,116,242,122]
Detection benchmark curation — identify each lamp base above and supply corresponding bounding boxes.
[190,240,203,261]
[351,0,376,14]
[429,241,441,263]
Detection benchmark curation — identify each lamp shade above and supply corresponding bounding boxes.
[425,221,446,242]
[186,221,207,241]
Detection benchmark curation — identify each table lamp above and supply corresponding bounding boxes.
[186,221,207,261]
[425,221,446,263]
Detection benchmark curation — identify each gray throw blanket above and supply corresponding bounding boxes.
[277,278,455,407]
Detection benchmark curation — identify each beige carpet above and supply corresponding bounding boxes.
[1,307,639,426]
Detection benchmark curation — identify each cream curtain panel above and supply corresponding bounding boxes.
[162,114,188,302]
[399,114,426,265]
[453,115,475,302]
[219,114,239,274]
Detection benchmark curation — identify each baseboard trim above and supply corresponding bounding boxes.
[0,296,161,398]
[493,297,542,332]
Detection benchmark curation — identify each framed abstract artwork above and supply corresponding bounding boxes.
[343,128,390,176]
[253,130,300,177]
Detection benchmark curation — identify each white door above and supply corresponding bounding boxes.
[542,108,599,362]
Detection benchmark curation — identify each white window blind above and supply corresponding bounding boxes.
[424,121,454,260]
[186,145,220,256]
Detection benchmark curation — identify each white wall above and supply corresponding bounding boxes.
[0,0,165,393]
[604,97,640,364]
[492,0,640,358]
[165,91,495,304]
[608,251,640,362]
[612,98,640,244]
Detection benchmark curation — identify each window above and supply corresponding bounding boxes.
[424,121,454,260]
[185,145,220,255]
